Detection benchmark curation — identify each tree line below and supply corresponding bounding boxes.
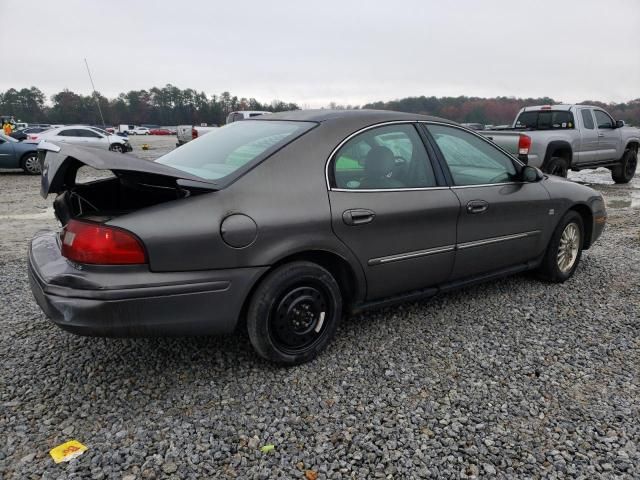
[362,96,640,126]
[2,86,639,127]
[0,85,299,126]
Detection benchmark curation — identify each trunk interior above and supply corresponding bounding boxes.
[53,173,203,225]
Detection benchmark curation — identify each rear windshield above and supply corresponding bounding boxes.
[156,120,314,182]
[514,110,575,130]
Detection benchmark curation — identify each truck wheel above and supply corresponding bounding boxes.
[247,261,342,365]
[611,149,637,184]
[545,157,569,178]
[537,210,584,283]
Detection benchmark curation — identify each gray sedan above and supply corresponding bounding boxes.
[0,133,40,174]
[29,110,606,364]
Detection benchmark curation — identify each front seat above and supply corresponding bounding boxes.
[359,146,405,189]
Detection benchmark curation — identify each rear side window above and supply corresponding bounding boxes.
[594,110,614,129]
[332,124,436,190]
[427,124,517,186]
[581,110,595,129]
[58,129,77,137]
[515,111,575,130]
[157,120,315,182]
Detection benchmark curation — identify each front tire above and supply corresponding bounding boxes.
[109,144,125,153]
[611,149,637,184]
[538,211,584,282]
[545,157,569,178]
[247,261,342,365]
[20,152,41,175]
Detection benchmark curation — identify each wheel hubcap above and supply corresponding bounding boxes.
[557,223,580,273]
[270,285,329,353]
[25,155,40,173]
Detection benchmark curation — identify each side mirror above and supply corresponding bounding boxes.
[522,165,543,182]
[615,120,625,129]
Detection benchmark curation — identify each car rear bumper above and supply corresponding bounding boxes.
[28,231,268,337]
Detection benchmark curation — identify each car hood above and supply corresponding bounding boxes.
[38,141,217,198]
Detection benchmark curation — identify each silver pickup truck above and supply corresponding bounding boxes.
[479,104,639,183]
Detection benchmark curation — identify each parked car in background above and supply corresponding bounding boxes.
[176,124,218,146]
[149,128,173,135]
[30,110,606,364]
[0,132,40,173]
[28,125,132,153]
[226,110,271,124]
[478,105,639,182]
[129,126,151,135]
[10,126,50,141]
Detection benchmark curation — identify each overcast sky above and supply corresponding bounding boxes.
[1,0,638,107]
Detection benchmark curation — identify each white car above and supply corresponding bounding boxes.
[129,126,150,135]
[26,126,132,153]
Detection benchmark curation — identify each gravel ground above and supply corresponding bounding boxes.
[1,136,639,478]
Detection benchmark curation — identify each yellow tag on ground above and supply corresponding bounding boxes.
[49,440,87,463]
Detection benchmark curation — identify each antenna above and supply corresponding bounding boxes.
[84,58,110,146]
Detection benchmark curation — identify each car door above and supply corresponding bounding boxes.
[575,108,599,164]
[53,128,83,145]
[0,136,17,167]
[593,109,622,161]
[327,122,460,300]
[79,129,109,149]
[423,123,552,279]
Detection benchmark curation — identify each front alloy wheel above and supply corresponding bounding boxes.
[557,223,580,273]
[538,210,584,282]
[110,144,124,153]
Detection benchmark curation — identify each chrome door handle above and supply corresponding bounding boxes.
[598,133,605,137]
[466,200,489,214]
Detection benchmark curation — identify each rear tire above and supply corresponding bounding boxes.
[20,152,41,175]
[545,157,569,178]
[537,210,584,283]
[611,149,637,184]
[247,261,342,365]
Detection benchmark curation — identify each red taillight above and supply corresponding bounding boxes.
[61,220,146,265]
[191,128,198,139]
[28,135,38,140]
[518,134,532,155]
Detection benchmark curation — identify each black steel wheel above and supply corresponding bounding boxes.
[247,261,342,364]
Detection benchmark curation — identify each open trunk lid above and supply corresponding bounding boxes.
[38,141,217,198]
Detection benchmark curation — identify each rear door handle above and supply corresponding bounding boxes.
[466,200,489,214]
[597,133,605,137]
[343,209,375,226]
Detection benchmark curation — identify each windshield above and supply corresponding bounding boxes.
[89,127,109,136]
[156,120,315,181]
[514,110,575,130]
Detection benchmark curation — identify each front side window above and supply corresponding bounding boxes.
[427,124,517,186]
[332,123,436,190]
[594,110,614,129]
[157,120,314,181]
[581,109,595,130]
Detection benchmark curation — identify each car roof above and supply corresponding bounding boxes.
[261,109,455,125]
[520,104,603,112]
